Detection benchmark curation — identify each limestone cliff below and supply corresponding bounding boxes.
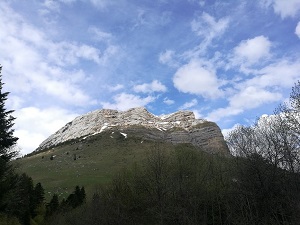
[36,107,229,154]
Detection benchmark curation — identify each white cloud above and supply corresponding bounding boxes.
[163,97,175,105]
[180,99,198,110]
[133,80,167,93]
[190,12,229,54]
[248,60,300,88]
[47,42,101,66]
[13,107,78,154]
[108,84,124,92]
[6,95,24,110]
[173,60,222,98]
[0,3,97,106]
[192,109,203,119]
[100,45,119,65]
[76,44,102,63]
[262,0,300,19]
[40,77,96,106]
[296,21,300,38]
[44,0,60,12]
[101,93,155,111]
[88,26,113,42]
[207,86,282,121]
[59,0,76,3]
[56,0,111,9]
[191,12,229,39]
[232,36,272,66]
[229,86,280,109]
[89,0,111,8]
[207,59,300,122]
[159,50,178,67]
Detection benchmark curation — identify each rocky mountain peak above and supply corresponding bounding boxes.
[36,107,229,155]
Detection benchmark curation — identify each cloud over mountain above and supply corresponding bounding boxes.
[1,0,300,154]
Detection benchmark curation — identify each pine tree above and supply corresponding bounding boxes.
[46,194,59,216]
[4,173,34,225]
[65,186,86,208]
[80,186,86,204]
[34,182,45,205]
[31,182,45,217]
[0,66,18,162]
[0,65,19,217]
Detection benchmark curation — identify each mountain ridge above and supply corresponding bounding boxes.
[36,107,229,155]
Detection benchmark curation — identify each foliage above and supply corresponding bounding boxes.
[0,66,18,162]
[0,213,21,225]
[46,194,59,217]
[46,185,86,220]
[65,186,86,208]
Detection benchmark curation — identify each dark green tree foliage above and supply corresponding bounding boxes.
[0,66,18,162]
[0,160,16,212]
[4,173,34,225]
[31,182,45,217]
[66,186,86,208]
[0,172,47,225]
[0,65,18,211]
[47,194,59,216]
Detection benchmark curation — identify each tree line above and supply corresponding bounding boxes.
[48,144,300,225]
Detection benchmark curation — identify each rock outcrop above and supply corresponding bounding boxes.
[36,107,229,154]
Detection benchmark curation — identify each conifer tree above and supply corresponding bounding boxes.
[31,182,45,217]
[0,65,19,218]
[46,194,59,216]
[0,66,18,162]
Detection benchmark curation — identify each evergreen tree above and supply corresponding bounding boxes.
[4,173,34,225]
[0,66,20,222]
[34,182,45,205]
[66,186,86,208]
[80,186,86,204]
[31,182,45,217]
[47,194,59,216]
[0,66,18,162]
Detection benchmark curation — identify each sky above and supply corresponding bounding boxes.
[1,0,300,155]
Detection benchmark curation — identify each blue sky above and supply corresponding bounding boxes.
[1,0,300,155]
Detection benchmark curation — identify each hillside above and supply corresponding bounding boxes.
[15,107,229,200]
[15,130,207,200]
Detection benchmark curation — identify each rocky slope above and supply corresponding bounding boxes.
[36,107,229,154]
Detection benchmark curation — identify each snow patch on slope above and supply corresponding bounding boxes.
[120,132,127,138]
[36,107,208,151]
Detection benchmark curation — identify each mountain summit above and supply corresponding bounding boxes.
[36,107,228,154]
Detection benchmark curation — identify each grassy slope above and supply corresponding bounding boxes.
[14,131,199,200]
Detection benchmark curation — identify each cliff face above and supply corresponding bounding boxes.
[36,107,229,155]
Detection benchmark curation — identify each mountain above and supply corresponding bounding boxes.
[16,107,228,199]
[36,107,229,155]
